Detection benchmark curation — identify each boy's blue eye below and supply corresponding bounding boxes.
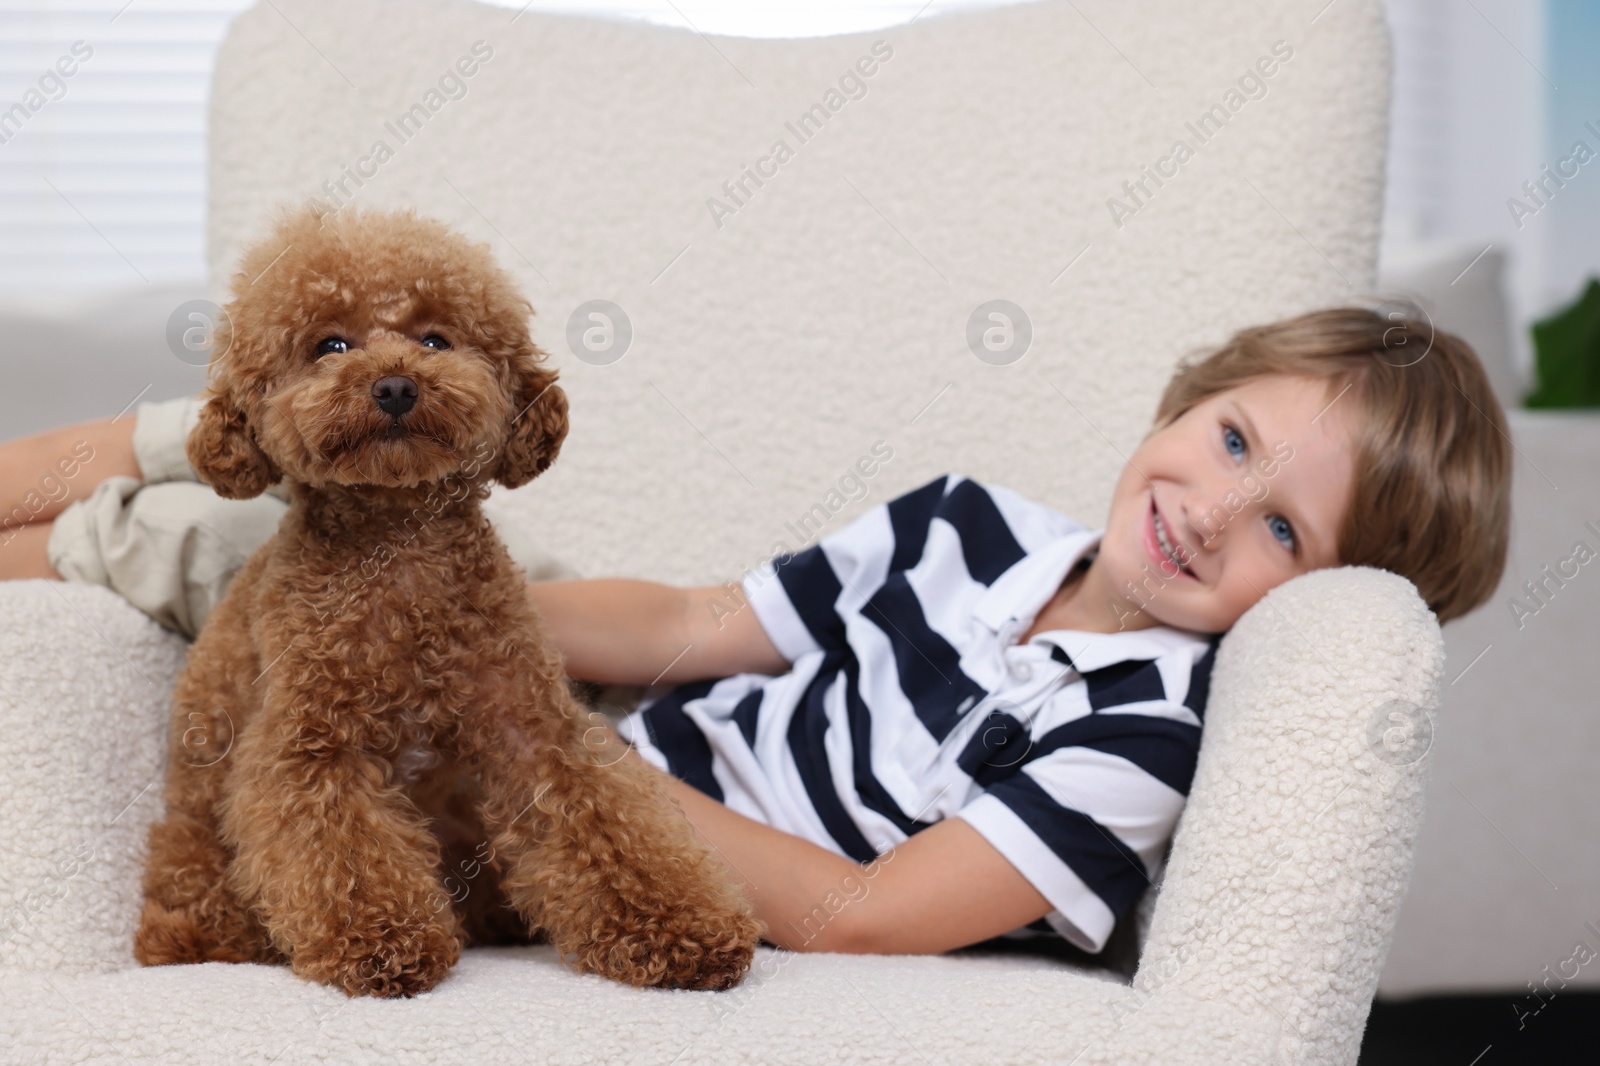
[1222,423,1246,460]
[1268,514,1296,552]
[1225,421,1296,553]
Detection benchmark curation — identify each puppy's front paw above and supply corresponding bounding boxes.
[664,915,761,992]
[574,900,762,991]
[135,900,248,966]
[298,918,463,998]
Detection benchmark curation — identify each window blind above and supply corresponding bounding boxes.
[0,0,251,296]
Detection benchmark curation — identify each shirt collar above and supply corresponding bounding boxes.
[972,528,1215,673]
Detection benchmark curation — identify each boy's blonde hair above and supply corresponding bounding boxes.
[1151,306,1511,625]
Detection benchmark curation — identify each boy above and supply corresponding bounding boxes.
[0,306,1511,959]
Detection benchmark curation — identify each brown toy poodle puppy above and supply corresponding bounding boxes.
[132,204,761,997]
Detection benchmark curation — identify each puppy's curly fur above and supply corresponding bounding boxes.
[132,205,761,997]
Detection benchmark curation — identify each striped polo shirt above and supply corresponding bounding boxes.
[617,473,1221,953]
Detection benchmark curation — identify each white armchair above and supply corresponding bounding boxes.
[0,1,1428,1062]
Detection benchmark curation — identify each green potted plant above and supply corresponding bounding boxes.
[1527,277,1600,408]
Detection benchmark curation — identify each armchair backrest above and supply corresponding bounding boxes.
[209,0,1390,583]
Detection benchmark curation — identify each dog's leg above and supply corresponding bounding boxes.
[135,801,280,964]
[218,685,463,999]
[465,674,761,991]
[135,622,278,967]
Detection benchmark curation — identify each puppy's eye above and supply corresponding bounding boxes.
[419,334,451,351]
[315,337,348,358]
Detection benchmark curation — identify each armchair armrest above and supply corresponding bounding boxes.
[1103,566,1443,1065]
[0,580,184,974]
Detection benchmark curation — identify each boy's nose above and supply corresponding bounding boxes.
[1180,493,1229,552]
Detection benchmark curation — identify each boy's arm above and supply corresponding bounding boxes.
[527,579,790,685]
[644,756,862,953]
[835,816,1055,954]
[641,748,1054,954]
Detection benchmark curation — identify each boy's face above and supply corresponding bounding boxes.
[1099,373,1360,634]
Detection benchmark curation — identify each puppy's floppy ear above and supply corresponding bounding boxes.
[493,363,569,489]
[186,389,281,499]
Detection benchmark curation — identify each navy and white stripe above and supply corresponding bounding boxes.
[618,473,1221,954]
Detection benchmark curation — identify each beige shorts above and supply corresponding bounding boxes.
[48,395,581,641]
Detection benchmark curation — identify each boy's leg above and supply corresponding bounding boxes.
[0,415,140,579]
[0,415,140,530]
[48,477,285,638]
[0,522,58,579]
[17,396,287,638]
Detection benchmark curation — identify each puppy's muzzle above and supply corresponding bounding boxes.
[373,376,418,418]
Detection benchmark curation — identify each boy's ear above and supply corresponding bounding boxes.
[493,364,568,489]
[186,390,281,499]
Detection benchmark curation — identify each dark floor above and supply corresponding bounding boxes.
[1358,991,1600,1064]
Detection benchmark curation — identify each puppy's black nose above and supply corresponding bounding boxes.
[372,376,418,417]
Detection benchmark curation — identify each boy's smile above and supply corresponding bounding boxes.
[1030,374,1361,637]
